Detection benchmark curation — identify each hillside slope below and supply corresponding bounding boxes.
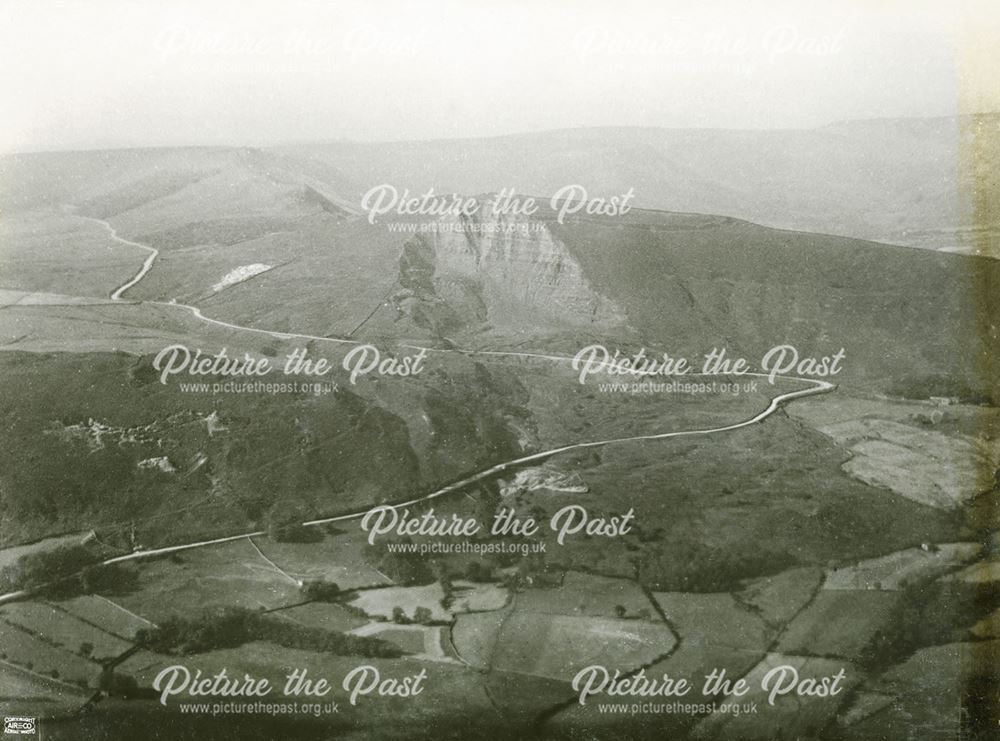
[271,114,1000,254]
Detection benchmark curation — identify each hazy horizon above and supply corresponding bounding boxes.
[5,110,999,157]
[3,0,999,154]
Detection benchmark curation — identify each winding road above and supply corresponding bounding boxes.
[89,217,160,301]
[0,215,835,601]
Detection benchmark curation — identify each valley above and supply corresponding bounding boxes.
[0,141,997,739]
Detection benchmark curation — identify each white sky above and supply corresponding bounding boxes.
[0,0,997,152]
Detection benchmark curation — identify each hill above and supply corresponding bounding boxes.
[270,114,1000,254]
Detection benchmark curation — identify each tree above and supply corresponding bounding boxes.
[79,563,138,595]
[0,544,95,593]
[136,606,402,658]
[431,560,454,609]
[78,641,94,658]
[99,670,139,698]
[475,486,501,525]
[0,544,140,599]
[265,501,322,543]
[465,561,494,582]
[300,580,340,602]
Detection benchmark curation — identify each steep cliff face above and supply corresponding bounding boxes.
[393,202,627,338]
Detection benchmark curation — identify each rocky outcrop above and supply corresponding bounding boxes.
[137,456,176,473]
[393,200,627,337]
[499,466,588,497]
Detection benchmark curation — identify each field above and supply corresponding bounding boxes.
[789,395,999,509]
[448,581,508,613]
[270,602,367,633]
[0,601,132,661]
[484,610,675,682]
[516,571,655,619]
[737,567,824,627]
[829,420,994,509]
[362,627,426,654]
[549,590,771,735]
[0,625,101,687]
[349,584,451,622]
[50,595,155,640]
[822,542,981,590]
[653,592,769,650]
[0,663,90,719]
[451,611,507,668]
[350,623,457,661]
[775,590,903,661]
[114,539,302,622]
[252,536,391,591]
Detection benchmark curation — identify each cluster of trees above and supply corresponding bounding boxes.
[136,607,402,658]
[265,501,323,543]
[613,604,653,620]
[434,562,454,610]
[0,544,135,597]
[364,543,503,587]
[0,544,93,592]
[498,552,561,591]
[299,579,340,602]
[98,669,141,698]
[463,561,496,583]
[391,606,434,625]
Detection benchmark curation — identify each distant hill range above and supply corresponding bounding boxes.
[2,114,998,255]
[281,114,1000,256]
